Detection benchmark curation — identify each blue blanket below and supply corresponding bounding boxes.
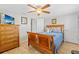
[40,32,63,52]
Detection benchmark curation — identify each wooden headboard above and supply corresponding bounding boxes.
[46,24,64,33]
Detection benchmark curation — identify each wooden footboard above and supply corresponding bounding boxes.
[27,32,55,54]
[38,34,55,53]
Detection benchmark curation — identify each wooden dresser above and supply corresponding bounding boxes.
[0,24,19,53]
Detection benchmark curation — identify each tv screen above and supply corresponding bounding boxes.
[4,14,14,24]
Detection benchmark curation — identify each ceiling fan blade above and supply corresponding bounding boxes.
[41,4,50,9]
[42,11,50,14]
[27,11,36,13]
[28,4,37,9]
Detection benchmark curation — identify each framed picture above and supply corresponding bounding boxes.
[52,18,57,24]
[21,17,27,24]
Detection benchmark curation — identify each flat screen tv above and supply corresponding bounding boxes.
[4,14,15,24]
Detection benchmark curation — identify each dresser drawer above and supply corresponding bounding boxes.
[0,35,19,41]
[0,42,19,53]
[0,39,19,45]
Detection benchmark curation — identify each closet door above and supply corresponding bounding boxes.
[31,18,37,32]
[37,17,44,33]
[31,17,44,33]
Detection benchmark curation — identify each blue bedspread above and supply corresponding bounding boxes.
[40,32,63,52]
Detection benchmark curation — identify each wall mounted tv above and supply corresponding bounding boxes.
[4,14,15,24]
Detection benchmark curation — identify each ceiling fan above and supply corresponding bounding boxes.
[27,4,50,16]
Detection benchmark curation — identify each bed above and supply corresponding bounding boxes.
[27,24,64,54]
[40,31,63,53]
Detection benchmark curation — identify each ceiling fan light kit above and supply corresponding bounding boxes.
[36,8,42,13]
[27,4,50,16]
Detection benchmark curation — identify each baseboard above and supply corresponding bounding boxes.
[64,41,79,45]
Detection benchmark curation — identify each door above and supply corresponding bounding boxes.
[31,17,44,33]
[31,18,37,32]
[37,17,44,33]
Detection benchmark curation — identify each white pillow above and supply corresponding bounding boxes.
[53,27,61,32]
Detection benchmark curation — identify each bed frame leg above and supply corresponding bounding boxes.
[28,40,30,46]
[28,41,30,46]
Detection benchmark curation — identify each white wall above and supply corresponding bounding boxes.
[16,15,31,42]
[57,13,79,44]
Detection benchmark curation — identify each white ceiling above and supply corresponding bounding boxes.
[0,4,79,17]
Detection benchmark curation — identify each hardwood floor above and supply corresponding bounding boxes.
[2,41,41,54]
[58,42,79,54]
[2,41,79,54]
